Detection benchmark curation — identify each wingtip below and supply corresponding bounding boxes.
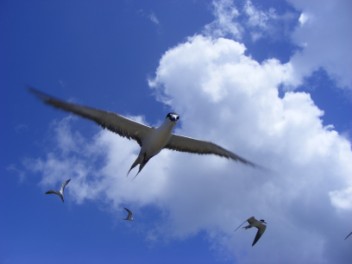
[27,86,51,102]
[27,85,40,95]
[248,161,271,173]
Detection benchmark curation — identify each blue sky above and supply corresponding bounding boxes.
[2,0,352,263]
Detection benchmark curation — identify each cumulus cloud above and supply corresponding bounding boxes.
[26,0,352,263]
[27,34,352,263]
[26,116,170,205]
[151,35,351,263]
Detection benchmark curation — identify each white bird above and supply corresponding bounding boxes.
[123,207,134,221]
[345,231,352,240]
[45,179,71,202]
[235,216,267,246]
[29,87,261,176]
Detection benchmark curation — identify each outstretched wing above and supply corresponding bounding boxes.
[252,224,266,246]
[29,87,151,146]
[45,190,59,195]
[45,190,63,202]
[165,134,260,168]
[124,207,133,220]
[60,179,71,193]
[124,207,133,215]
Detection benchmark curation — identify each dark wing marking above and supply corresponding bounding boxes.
[252,224,266,246]
[45,190,58,195]
[29,87,151,146]
[124,207,133,220]
[124,207,132,215]
[45,190,64,202]
[165,134,260,168]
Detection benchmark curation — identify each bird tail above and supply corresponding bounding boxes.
[127,156,141,176]
[128,153,150,180]
[131,160,149,181]
[234,220,247,232]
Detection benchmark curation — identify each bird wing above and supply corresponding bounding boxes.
[45,190,59,195]
[252,224,266,246]
[165,134,259,168]
[345,231,352,240]
[61,179,71,193]
[124,207,132,215]
[124,207,133,219]
[29,87,151,146]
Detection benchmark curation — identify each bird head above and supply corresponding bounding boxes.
[166,112,179,122]
[260,219,267,224]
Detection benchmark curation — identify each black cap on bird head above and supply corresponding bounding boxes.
[166,112,179,122]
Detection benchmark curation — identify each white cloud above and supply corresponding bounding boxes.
[206,0,352,89]
[298,12,309,26]
[148,35,352,263]
[138,9,160,27]
[330,187,352,210]
[25,0,352,263]
[204,0,297,44]
[149,12,159,25]
[203,0,243,39]
[288,0,352,88]
[243,0,278,41]
[28,34,352,263]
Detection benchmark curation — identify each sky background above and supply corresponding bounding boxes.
[2,0,352,263]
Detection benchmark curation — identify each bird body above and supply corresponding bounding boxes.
[45,179,71,202]
[235,216,266,246]
[129,115,177,175]
[29,87,260,176]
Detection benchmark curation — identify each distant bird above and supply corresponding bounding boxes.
[235,216,267,246]
[123,207,133,221]
[345,231,352,240]
[29,87,261,177]
[45,179,71,202]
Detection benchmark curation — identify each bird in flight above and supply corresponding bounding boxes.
[345,231,352,240]
[123,207,134,221]
[29,87,260,176]
[235,216,267,246]
[45,179,71,203]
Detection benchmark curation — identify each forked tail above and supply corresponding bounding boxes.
[233,219,248,232]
